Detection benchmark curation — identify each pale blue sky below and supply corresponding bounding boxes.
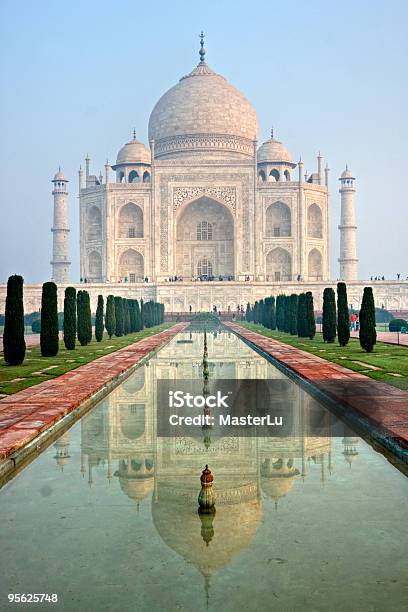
[0,0,407,282]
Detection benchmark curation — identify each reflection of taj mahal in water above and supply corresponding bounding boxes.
[53,331,359,590]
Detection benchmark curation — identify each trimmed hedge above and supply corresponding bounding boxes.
[388,318,407,332]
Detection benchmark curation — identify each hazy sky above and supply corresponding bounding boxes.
[0,0,407,283]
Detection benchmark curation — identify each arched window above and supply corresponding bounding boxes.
[308,248,323,280]
[88,250,102,280]
[197,258,213,278]
[307,204,323,238]
[128,170,139,183]
[119,203,143,238]
[258,169,266,182]
[118,171,125,183]
[197,221,213,241]
[266,201,291,237]
[119,249,144,283]
[86,206,102,241]
[284,170,290,181]
[269,169,280,182]
[266,247,292,282]
[143,171,150,183]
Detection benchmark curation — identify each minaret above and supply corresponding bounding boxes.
[51,168,70,283]
[338,166,358,280]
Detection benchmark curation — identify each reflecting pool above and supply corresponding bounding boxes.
[0,330,407,611]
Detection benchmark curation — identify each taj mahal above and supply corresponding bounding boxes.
[2,34,407,313]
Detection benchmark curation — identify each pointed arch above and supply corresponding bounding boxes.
[175,196,234,278]
[307,203,323,238]
[269,169,280,182]
[308,248,323,280]
[128,170,140,183]
[266,201,291,237]
[119,249,144,283]
[119,202,143,238]
[87,205,102,241]
[88,250,102,281]
[266,247,292,281]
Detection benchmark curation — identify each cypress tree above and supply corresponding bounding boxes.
[263,298,268,326]
[77,290,83,343]
[290,294,299,335]
[40,281,59,357]
[140,299,144,330]
[105,295,116,338]
[297,293,308,337]
[63,286,76,350]
[77,290,92,346]
[253,301,259,324]
[306,292,316,339]
[259,299,265,326]
[359,287,377,352]
[270,296,276,330]
[128,299,135,333]
[283,295,291,333]
[3,274,26,365]
[84,291,92,344]
[245,302,251,322]
[95,295,104,342]
[114,296,123,337]
[322,288,336,343]
[135,299,141,331]
[337,282,350,347]
[123,299,131,335]
[276,295,284,331]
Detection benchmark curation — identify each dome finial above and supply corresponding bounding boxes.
[199,31,206,63]
[271,127,274,139]
[133,128,136,140]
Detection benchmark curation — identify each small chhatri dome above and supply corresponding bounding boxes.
[115,133,151,166]
[53,167,68,182]
[341,165,354,179]
[257,132,292,164]
[148,32,259,160]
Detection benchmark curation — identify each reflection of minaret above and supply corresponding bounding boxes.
[53,432,70,471]
[342,437,359,467]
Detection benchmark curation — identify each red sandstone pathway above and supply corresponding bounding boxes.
[226,322,408,447]
[0,324,187,462]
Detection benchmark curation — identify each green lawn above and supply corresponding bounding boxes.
[238,323,408,391]
[0,325,171,396]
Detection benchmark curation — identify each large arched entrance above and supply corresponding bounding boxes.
[175,196,234,279]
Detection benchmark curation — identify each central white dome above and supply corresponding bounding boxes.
[148,56,259,160]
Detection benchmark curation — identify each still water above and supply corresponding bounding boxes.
[0,330,407,611]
